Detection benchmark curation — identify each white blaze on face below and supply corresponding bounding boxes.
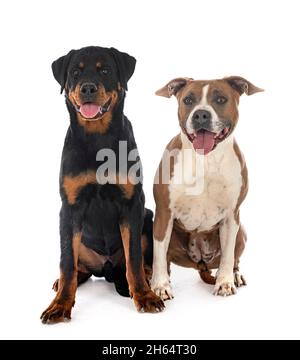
[186,84,221,134]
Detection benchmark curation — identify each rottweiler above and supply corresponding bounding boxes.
[41,46,164,323]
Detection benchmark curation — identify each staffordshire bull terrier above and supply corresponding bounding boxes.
[151,76,263,299]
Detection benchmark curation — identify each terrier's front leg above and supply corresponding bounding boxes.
[151,210,174,300]
[213,215,239,297]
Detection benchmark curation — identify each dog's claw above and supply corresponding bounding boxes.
[234,272,247,287]
[213,281,237,297]
[41,298,74,324]
[151,280,174,301]
[134,290,165,313]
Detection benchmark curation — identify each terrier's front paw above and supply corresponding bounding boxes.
[151,277,174,301]
[213,275,236,297]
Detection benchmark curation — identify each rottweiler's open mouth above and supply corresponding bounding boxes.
[186,127,230,155]
[78,98,112,120]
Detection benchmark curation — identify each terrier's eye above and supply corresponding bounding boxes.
[215,96,227,104]
[183,96,193,105]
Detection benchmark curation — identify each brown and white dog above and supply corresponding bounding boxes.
[151,76,263,299]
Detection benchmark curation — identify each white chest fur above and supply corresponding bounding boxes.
[169,133,242,232]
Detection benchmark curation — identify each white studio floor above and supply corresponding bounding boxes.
[3,241,299,340]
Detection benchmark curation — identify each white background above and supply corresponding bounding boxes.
[1,0,299,340]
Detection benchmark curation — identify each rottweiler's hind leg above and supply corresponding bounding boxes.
[52,269,92,292]
[113,263,130,297]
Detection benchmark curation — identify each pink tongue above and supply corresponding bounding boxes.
[79,104,101,119]
[192,130,216,154]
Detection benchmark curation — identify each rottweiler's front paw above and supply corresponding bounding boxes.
[133,290,165,313]
[40,298,74,324]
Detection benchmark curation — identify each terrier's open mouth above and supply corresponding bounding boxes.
[77,98,112,120]
[186,127,230,154]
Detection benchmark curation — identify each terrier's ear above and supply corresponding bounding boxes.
[224,76,264,96]
[155,77,193,98]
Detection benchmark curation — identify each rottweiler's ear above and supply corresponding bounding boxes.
[109,47,136,91]
[155,77,193,98]
[52,50,75,94]
[224,76,264,96]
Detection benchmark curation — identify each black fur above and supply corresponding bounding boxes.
[51,47,151,298]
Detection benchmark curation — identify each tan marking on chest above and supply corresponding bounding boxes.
[116,175,135,200]
[63,172,135,205]
[63,171,97,204]
[119,183,134,199]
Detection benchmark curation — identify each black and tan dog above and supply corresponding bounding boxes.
[41,46,164,323]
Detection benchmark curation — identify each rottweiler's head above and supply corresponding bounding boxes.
[52,46,136,127]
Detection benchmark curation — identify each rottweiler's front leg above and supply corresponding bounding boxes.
[41,203,85,323]
[120,203,165,313]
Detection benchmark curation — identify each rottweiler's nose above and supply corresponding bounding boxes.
[80,82,97,96]
[192,110,212,129]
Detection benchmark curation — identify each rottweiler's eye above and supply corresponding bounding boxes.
[183,96,193,105]
[215,96,227,105]
[72,69,80,79]
[99,67,110,75]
